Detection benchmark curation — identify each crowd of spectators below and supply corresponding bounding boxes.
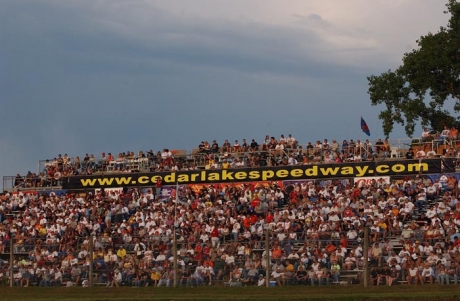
[1,171,460,287]
[2,128,460,288]
[10,129,460,191]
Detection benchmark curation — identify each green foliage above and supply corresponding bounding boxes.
[368,0,460,137]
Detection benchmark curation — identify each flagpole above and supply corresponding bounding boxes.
[173,182,178,288]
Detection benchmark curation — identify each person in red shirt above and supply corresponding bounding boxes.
[265,212,274,223]
[243,217,251,229]
[453,236,460,247]
[343,206,354,218]
[194,242,203,261]
[340,233,348,248]
[210,225,220,247]
[251,196,261,208]
[203,243,211,259]
[155,177,162,200]
[203,259,214,268]
[272,245,282,259]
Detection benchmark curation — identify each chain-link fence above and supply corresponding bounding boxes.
[0,229,372,288]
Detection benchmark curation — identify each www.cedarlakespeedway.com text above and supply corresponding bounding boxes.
[76,161,430,188]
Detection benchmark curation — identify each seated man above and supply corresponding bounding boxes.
[294,266,308,285]
[249,139,259,152]
[70,264,81,285]
[426,148,437,158]
[232,140,241,153]
[180,269,192,286]
[377,265,390,286]
[20,268,31,287]
[157,268,172,287]
[440,126,450,141]
[287,134,298,149]
[257,274,266,286]
[416,149,426,158]
[436,264,449,285]
[421,128,431,142]
[242,265,259,285]
[450,126,458,141]
[370,267,379,286]
[405,148,415,159]
[221,140,231,153]
[387,266,399,286]
[203,262,215,285]
[374,138,385,155]
[191,268,204,286]
[271,268,286,286]
[210,140,219,153]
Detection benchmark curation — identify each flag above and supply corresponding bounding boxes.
[361,117,370,136]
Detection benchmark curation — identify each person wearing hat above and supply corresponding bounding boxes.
[257,274,266,286]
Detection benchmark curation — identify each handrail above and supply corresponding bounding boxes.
[4,137,459,192]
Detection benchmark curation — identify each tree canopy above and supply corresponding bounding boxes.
[367,0,460,138]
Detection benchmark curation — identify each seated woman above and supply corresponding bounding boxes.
[343,252,357,270]
[229,266,242,282]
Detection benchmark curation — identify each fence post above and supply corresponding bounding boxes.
[265,226,270,288]
[89,234,94,287]
[363,225,369,287]
[9,236,13,287]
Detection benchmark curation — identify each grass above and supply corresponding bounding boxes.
[1,285,460,301]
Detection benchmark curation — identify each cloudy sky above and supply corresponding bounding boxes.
[0,0,451,182]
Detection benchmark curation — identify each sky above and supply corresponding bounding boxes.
[0,0,452,182]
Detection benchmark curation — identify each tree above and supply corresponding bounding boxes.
[367,0,460,138]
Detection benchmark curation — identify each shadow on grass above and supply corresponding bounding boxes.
[1,285,460,301]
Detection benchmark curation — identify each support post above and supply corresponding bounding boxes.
[265,226,270,287]
[9,236,13,287]
[89,234,94,287]
[363,225,369,287]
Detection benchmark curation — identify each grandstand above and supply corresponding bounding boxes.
[1,134,460,287]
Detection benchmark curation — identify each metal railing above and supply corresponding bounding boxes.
[0,224,457,288]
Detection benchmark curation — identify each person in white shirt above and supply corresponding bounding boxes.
[426,148,437,158]
[271,268,286,286]
[407,265,419,285]
[419,264,434,284]
[425,205,437,219]
[287,155,298,165]
[257,274,266,286]
[110,269,122,287]
[440,126,450,141]
[421,128,431,142]
[439,174,448,189]
[203,263,215,285]
[416,149,426,158]
[386,252,401,265]
[274,143,284,156]
[287,134,297,148]
[53,268,62,286]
